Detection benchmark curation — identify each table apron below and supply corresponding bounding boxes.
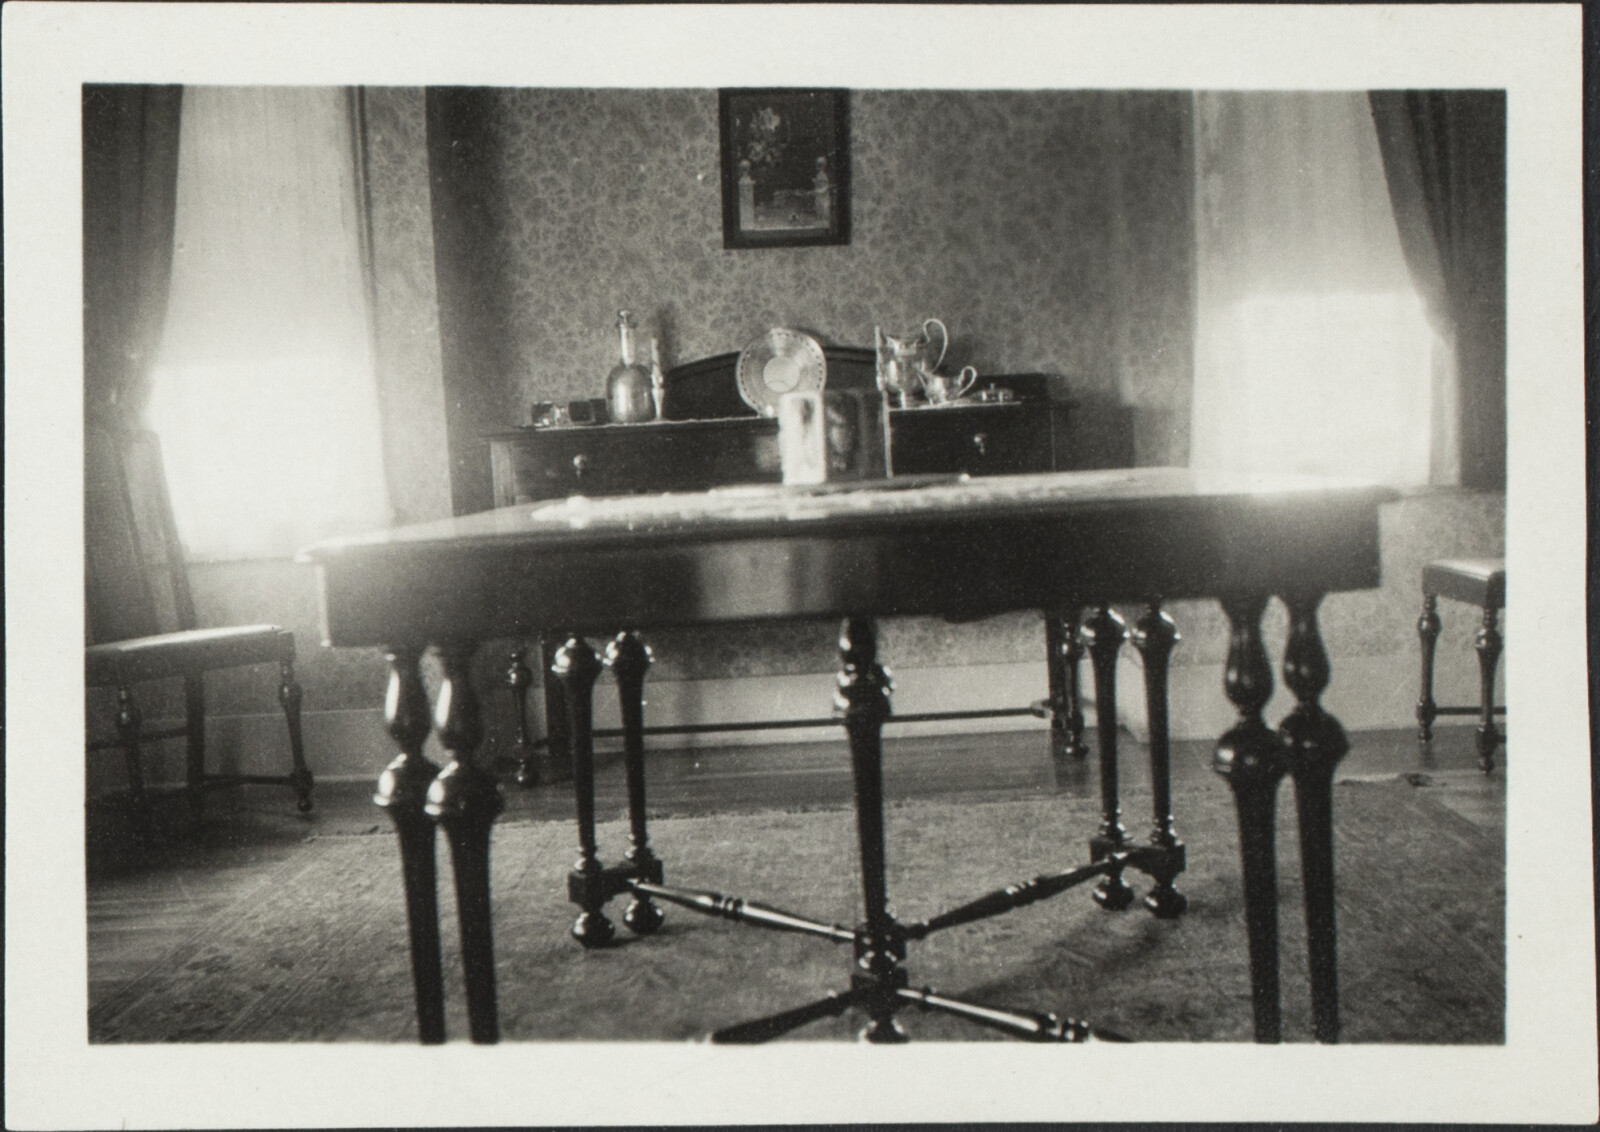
[314,505,1382,647]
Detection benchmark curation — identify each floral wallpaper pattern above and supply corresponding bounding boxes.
[479,89,1193,451]
[421,88,1195,681]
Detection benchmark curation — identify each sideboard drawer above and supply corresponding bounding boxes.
[490,418,782,505]
[887,403,1055,477]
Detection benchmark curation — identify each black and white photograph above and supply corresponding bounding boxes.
[4,3,1593,1128]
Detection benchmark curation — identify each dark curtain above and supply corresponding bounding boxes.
[82,84,184,430]
[1369,90,1507,491]
[424,87,516,516]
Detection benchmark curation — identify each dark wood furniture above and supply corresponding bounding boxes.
[303,469,1395,1045]
[1417,557,1506,771]
[487,349,1090,782]
[86,427,313,840]
[489,350,1073,504]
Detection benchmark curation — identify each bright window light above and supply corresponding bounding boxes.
[1190,92,1443,489]
[147,354,391,560]
[148,87,391,559]
[1225,290,1435,484]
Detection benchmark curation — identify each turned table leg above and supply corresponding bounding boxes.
[606,631,664,935]
[1132,600,1186,918]
[1044,607,1089,760]
[373,647,446,1044]
[1082,604,1134,910]
[835,617,907,1043]
[554,635,614,948]
[425,644,505,1044]
[1213,593,1288,1043]
[1280,591,1348,1044]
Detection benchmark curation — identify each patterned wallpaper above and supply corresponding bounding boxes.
[407,88,1196,681]
[477,89,1194,462]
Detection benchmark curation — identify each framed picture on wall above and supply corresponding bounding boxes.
[719,88,850,249]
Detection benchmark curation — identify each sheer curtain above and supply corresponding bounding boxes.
[147,87,391,559]
[1189,92,1442,487]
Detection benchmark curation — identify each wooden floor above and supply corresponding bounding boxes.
[86,724,1503,1011]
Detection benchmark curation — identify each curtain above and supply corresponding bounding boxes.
[146,87,392,559]
[82,84,183,430]
[1370,91,1507,491]
[1189,92,1438,488]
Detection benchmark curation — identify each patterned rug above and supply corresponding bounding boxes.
[88,777,1503,1043]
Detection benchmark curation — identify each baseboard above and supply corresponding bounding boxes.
[86,663,1066,790]
[1113,642,1498,743]
[88,648,1493,790]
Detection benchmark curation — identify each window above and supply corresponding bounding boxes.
[146,87,391,559]
[1189,92,1444,488]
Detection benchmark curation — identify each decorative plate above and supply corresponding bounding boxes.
[736,328,827,417]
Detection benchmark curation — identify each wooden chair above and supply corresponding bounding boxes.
[85,425,313,840]
[1416,557,1506,772]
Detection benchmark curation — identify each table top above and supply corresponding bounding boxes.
[303,468,1396,646]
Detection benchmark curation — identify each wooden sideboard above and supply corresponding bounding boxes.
[489,356,1078,506]
[488,398,1071,506]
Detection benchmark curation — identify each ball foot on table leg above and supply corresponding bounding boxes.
[623,895,664,936]
[1143,882,1188,919]
[1092,873,1136,911]
[860,1016,909,1044]
[572,910,616,949]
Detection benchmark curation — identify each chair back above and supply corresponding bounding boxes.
[85,426,197,645]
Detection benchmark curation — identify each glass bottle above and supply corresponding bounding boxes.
[606,310,656,424]
[649,337,667,421]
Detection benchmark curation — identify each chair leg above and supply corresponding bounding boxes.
[115,686,153,845]
[183,674,206,832]
[1416,592,1440,747]
[279,658,314,812]
[1475,606,1503,774]
[506,645,540,788]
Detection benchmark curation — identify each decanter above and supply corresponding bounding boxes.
[605,310,656,424]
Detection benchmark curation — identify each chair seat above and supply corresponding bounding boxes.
[87,625,294,687]
[1423,558,1505,610]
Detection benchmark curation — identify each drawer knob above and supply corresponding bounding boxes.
[970,432,989,458]
[571,453,589,479]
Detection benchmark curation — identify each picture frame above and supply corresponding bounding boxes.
[719,88,850,249]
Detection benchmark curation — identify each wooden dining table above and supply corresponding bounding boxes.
[301,467,1395,1045]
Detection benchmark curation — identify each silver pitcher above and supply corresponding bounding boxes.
[875,319,949,408]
